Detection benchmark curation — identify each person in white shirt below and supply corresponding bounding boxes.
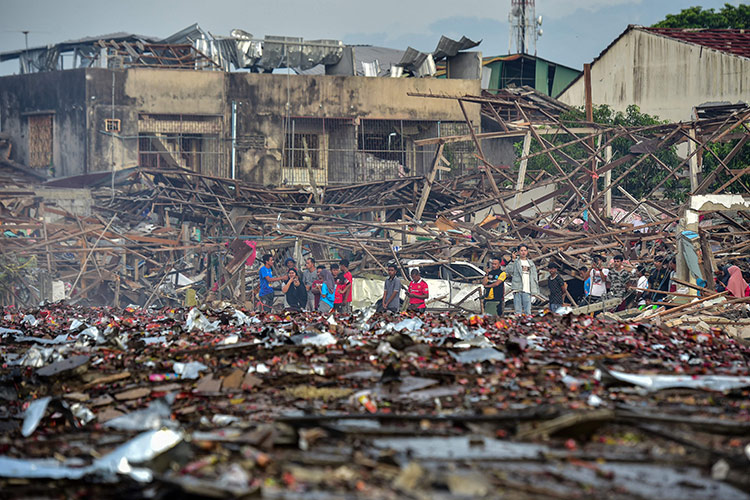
[635,265,649,307]
[506,244,539,315]
[588,254,609,302]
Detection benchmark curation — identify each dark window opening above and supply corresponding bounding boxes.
[358,127,405,163]
[138,133,219,173]
[284,133,321,169]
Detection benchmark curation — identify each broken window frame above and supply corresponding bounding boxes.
[137,113,226,176]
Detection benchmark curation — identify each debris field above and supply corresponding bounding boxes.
[2,304,750,498]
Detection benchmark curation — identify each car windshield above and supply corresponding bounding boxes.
[419,265,441,280]
[442,263,483,282]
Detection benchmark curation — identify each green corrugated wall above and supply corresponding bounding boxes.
[551,66,581,98]
[534,60,549,95]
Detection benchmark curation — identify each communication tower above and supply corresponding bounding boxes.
[508,0,543,55]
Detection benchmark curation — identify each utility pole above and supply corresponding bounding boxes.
[20,30,30,74]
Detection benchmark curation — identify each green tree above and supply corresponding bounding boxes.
[700,134,750,194]
[512,104,689,203]
[653,3,750,29]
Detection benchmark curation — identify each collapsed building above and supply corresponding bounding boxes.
[0,25,483,185]
[0,23,748,323]
[1,21,750,499]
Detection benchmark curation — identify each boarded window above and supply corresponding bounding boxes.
[28,114,53,168]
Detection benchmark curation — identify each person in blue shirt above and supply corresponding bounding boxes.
[314,265,335,314]
[258,254,284,312]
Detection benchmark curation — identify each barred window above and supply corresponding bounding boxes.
[284,133,321,169]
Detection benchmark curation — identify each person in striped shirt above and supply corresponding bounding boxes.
[407,269,429,311]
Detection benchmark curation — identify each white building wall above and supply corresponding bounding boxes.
[559,29,750,123]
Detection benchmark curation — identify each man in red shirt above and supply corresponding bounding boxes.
[339,258,353,313]
[407,268,429,311]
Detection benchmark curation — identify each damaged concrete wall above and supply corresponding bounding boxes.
[123,68,226,115]
[559,28,750,122]
[86,68,138,174]
[227,73,480,185]
[34,187,93,221]
[2,68,480,184]
[119,68,227,176]
[0,70,87,178]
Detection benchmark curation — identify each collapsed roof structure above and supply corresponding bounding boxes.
[1,20,750,498]
[1,86,748,328]
[0,23,480,78]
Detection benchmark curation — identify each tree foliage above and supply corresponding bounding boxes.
[652,3,750,29]
[701,133,750,194]
[512,104,689,203]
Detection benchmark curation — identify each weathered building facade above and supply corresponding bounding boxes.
[0,67,481,185]
[559,26,750,122]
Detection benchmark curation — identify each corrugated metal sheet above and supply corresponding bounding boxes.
[432,35,481,60]
[398,35,480,77]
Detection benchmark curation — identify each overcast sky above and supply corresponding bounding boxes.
[0,0,743,75]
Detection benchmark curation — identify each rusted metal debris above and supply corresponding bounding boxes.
[0,89,748,327]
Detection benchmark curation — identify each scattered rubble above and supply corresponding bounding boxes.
[1,305,750,497]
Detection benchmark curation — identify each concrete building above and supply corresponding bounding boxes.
[0,31,481,186]
[558,26,750,122]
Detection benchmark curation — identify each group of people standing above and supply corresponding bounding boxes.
[379,265,430,313]
[479,244,594,316]
[256,246,749,316]
[480,246,676,315]
[481,244,540,315]
[257,254,353,314]
[256,253,432,314]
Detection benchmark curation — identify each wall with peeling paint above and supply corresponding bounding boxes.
[559,28,750,122]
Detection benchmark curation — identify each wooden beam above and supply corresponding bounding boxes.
[415,143,444,221]
[513,132,532,210]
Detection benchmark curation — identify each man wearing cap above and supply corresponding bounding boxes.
[482,257,507,316]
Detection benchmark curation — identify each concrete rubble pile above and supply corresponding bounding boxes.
[1,304,750,498]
